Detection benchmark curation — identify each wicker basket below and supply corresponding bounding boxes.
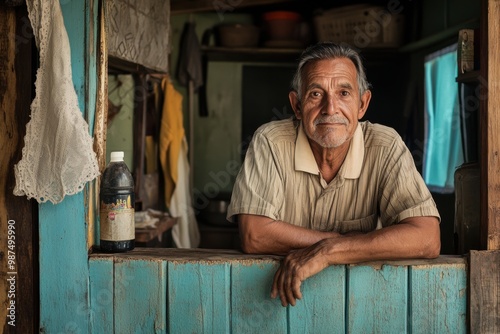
[314,4,404,48]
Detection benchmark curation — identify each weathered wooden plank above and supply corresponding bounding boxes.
[114,259,167,334]
[89,258,114,333]
[39,197,91,333]
[0,5,37,333]
[480,0,500,250]
[409,263,467,334]
[39,1,95,332]
[288,265,346,333]
[85,0,99,251]
[94,248,465,265]
[470,250,500,333]
[168,262,230,333]
[347,264,408,333]
[231,261,287,333]
[88,252,469,332]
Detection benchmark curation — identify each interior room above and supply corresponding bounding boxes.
[97,0,482,253]
[152,0,480,253]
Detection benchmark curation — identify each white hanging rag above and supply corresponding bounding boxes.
[14,0,100,204]
[169,137,200,248]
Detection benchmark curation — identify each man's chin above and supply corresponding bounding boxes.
[312,135,348,149]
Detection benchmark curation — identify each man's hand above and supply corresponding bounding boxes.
[271,239,332,307]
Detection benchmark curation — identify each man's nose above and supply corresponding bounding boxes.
[322,95,339,115]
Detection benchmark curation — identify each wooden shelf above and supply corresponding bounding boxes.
[201,45,404,63]
[201,45,303,62]
[171,0,296,14]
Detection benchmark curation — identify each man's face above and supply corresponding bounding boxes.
[289,58,371,149]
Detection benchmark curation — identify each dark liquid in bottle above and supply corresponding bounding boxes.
[100,158,135,253]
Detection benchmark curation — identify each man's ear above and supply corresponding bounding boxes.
[358,90,372,120]
[289,91,302,119]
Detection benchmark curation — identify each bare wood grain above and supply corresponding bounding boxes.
[480,0,500,250]
[469,250,500,333]
[0,5,37,333]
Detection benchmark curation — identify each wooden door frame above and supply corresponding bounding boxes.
[479,0,500,251]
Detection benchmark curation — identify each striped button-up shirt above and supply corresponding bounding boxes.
[227,118,440,233]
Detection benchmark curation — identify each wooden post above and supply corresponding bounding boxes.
[469,250,500,333]
[133,73,147,206]
[38,1,98,332]
[0,4,38,333]
[480,0,500,250]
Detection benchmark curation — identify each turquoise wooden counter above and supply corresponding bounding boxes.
[89,249,466,333]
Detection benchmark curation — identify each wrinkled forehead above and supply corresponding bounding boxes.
[301,58,359,88]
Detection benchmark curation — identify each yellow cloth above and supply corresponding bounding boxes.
[159,77,185,206]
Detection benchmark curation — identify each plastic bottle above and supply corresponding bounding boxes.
[100,151,135,252]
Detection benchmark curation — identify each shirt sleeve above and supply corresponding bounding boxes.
[379,135,441,226]
[226,129,285,222]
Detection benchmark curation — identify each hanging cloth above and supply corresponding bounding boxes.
[13,0,100,204]
[169,137,200,248]
[159,77,184,204]
[177,21,203,91]
[159,77,199,248]
[423,44,464,193]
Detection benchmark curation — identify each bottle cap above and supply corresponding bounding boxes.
[110,151,125,162]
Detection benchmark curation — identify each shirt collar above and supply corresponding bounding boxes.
[295,122,365,179]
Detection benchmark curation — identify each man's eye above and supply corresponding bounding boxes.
[340,90,350,97]
[310,91,321,98]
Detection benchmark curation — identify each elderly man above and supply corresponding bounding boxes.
[227,42,440,307]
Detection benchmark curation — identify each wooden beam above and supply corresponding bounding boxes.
[469,250,500,333]
[38,2,97,332]
[480,0,500,250]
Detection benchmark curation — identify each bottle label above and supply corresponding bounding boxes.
[100,195,135,241]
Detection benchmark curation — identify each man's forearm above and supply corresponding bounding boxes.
[238,214,340,255]
[321,216,441,264]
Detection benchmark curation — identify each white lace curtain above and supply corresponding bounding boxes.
[13,0,99,204]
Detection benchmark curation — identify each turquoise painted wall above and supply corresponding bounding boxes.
[89,251,468,333]
[39,1,97,332]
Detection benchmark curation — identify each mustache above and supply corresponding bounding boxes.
[313,115,349,125]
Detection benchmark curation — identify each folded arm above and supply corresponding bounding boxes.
[238,213,440,306]
[238,214,341,255]
[269,215,440,306]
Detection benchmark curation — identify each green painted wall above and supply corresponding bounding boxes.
[107,74,135,168]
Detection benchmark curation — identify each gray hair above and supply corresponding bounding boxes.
[291,42,371,100]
